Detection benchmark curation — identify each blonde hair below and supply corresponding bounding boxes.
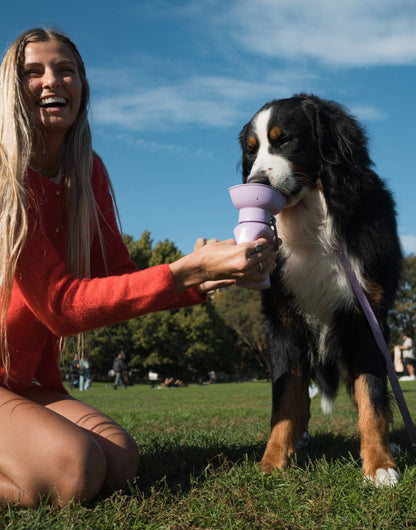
[0,28,110,377]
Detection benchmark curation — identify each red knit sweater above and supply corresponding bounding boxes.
[3,156,204,392]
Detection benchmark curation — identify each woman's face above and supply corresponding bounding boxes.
[21,39,82,136]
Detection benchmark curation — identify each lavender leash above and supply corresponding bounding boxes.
[337,246,416,447]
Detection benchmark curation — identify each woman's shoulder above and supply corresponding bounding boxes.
[92,152,109,180]
[91,152,112,194]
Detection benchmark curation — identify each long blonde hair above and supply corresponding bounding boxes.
[0,28,109,374]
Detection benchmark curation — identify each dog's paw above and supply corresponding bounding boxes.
[366,468,399,487]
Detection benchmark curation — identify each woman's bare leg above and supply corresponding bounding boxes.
[20,386,139,492]
[0,385,138,506]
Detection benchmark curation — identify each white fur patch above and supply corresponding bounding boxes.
[366,468,399,487]
[247,108,294,194]
[320,394,335,415]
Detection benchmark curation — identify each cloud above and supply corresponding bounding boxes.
[90,71,319,131]
[400,235,416,255]
[348,105,387,123]
[115,134,212,159]
[88,0,407,132]
[225,0,416,67]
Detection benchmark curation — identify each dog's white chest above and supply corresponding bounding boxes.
[277,191,356,324]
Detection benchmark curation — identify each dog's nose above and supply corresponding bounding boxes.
[247,173,271,186]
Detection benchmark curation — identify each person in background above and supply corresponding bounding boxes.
[393,342,404,375]
[397,333,415,381]
[0,28,276,507]
[113,351,128,389]
[69,355,80,389]
[79,356,91,391]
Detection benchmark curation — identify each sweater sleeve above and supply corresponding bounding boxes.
[16,222,204,337]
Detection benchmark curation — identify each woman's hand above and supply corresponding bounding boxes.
[169,238,276,293]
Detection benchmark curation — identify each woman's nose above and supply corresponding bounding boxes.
[42,68,60,89]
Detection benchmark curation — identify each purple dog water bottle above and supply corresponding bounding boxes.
[229,183,286,288]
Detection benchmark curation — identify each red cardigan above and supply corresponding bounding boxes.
[3,156,204,392]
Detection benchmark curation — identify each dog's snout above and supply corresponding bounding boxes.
[247,173,271,186]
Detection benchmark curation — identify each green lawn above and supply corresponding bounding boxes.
[2,380,416,529]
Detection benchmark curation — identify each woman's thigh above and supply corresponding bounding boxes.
[0,386,106,505]
[0,385,138,506]
[19,386,139,491]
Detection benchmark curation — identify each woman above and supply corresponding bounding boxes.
[0,28,275,507]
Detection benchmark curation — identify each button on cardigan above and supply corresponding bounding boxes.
[2,156,204,392]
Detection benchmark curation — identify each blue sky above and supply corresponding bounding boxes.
[2,0,416,256]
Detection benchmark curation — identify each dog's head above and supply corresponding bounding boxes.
[239,94,372,207]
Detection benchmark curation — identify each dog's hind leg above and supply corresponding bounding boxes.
[354,374,399,486]
[261,372,310,472]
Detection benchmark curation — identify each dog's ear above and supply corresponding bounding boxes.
[301,97,371,169]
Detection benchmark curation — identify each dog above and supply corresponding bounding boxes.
[238,94,403,486]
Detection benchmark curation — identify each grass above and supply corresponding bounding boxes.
[2,380,416,529]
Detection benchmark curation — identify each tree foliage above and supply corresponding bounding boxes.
[212,286,268,377]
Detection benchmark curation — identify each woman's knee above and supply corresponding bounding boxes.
[102,430,139,490]
[49,432,107,504]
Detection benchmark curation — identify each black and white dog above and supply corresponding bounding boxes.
[239,94,403,486]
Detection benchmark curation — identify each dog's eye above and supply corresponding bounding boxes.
[279,136,297,149]
[246,136,258,155]
[246,143,258,156]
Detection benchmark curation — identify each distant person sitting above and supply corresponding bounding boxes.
[161,377,185,387]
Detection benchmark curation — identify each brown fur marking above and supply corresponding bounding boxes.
[365,279,384,308]
[261,373,310,472]
[269,126,282,142]
[354,375,396,478]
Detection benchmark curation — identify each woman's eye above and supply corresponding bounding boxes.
[23,69,41,77]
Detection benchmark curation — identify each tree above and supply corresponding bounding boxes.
[123,231,153,269]
[127,301,234,379]
[149,239,182,266]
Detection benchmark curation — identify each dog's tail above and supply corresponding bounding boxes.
[315,363,339,414]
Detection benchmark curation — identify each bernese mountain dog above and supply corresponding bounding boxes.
[239,94,403,486]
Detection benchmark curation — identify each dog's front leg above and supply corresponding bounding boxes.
[354,373,399,486]
[261,372,310,472]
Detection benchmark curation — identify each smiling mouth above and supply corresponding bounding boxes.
[37,96,67,108]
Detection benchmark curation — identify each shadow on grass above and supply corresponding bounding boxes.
[135,441,265,494]
[130,431,369,495]
[132,426,416,498]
